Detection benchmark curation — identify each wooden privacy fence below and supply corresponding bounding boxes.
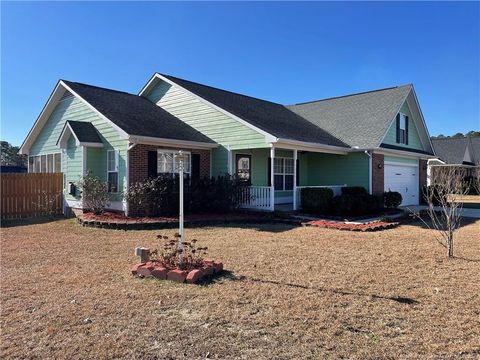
[1,173,64,220]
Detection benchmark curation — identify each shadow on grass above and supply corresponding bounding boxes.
[403,213,479,230]
[196,221,301,233]
[1,215,66,228]
[200,270,419,305]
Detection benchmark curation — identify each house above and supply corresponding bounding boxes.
[428,136,480,185]
[19,73,436,214]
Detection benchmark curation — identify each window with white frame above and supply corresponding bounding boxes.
[107,150,119,193]
[28,153,62,173]
[398,113,408,144]
[274,157,294,191]
[157,150,191,175]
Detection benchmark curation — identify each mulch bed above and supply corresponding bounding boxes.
[78,211,299,230]
[303,219,399,231]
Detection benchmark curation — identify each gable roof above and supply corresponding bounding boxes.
[62,81,215,145]
[431,136,480,165]
[156,74,349,148]
[63,120,103,144]
[287,85,412,149]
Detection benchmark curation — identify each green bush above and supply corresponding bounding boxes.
[126,174,246,217]
[383,191,402,208]
[78,172,110,215]
[332,193,381,216]
[300,187,334,214]
[341,186,368,196]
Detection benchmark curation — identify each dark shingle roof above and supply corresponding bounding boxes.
[66,120,102,143]
[432,136,480,164]
[287,85,412,148]
[159,74,348,148]
[62,80,214,144]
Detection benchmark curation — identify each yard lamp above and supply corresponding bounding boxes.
[174,150,188,264]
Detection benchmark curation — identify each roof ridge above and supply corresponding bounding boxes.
[159,73,283,106]
[290,84,412,106]
[431,136,469,141]
[61,79,136,97]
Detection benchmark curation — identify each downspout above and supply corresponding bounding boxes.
[364,150,373,195]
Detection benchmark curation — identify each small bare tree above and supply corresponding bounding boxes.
[413,165,470,258]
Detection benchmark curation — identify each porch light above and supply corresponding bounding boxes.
[377,163,384,169]
[174,150,189,264]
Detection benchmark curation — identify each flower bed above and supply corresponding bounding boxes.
[303,219,399,231]
[132,258,223,284]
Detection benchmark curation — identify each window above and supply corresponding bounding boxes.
[107,150,119,192]
[28,153,62,173]
[273,157,294,191]
[236,155,251,182]
[397,113,408,144]
[157,150,191,175]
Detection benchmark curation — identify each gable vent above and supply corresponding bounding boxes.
[60,90,74,101]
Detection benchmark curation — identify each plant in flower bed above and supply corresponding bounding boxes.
[132,233,223,284]
[151,234,208,271]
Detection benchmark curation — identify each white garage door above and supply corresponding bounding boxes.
[384,163,419,206]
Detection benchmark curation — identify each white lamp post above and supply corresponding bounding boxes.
[174,151,188,264]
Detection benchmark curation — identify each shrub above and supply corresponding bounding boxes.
[78,172,110,215]
[300,187,334,214]
[332,193,381,216]
[384,191,402,208]
[126,174,246,217]
[341,186,368,196]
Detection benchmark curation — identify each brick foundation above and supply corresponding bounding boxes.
[128,144,211,216]
[372,153,384,197]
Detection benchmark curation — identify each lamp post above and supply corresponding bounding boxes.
[174,151,188,264]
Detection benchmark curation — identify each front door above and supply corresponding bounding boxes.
[236,154,251,184]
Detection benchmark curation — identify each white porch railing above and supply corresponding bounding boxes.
[296,185,346,209]
[238,186,272,210]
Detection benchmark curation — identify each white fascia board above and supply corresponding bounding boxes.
[376,86,412,148]
[272,138,349,155]
[19,81,63,154]
[139,73,277,143]
[79,142,104,148]
[60,81,130,140]
[129,135,218,150]
[57,122,76,149]
[410,86,436,156]
[372,147,436,160]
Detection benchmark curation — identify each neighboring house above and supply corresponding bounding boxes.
[19,73,436,214]
[428,136,480,185]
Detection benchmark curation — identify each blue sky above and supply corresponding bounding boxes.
[1,1,479,146]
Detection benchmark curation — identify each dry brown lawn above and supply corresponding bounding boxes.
[1,218,479,359]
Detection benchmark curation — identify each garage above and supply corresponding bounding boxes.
[384,163,419,206]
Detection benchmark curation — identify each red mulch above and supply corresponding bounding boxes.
[81,211,267,224]
[303,219,399,231]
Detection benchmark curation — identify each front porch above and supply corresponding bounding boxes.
[233,146,369,211]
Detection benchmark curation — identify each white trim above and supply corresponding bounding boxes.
[128,135,217,150]
[107,149,119,193]
[227,145,233,175]
[28,151,62,173]
[270,147,275,211]
[139,73,277,143]
[79,142,103,148]
[372,147,435,160]
[273,157,295,191]
[384,160,419,167]
[272,138,349,155]
[125,142,129,216]
[410,86,436,156]
[293,149,298,210]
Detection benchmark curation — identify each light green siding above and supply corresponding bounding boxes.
[306,152,369,190]
[383,102,424,151]
[384,155,418,165]
[65,136,82,200]
[146,81,268,176]
[29,95,128,201]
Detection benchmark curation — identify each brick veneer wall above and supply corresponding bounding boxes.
[371,153,384,196]
[419,159,427,203]
[128,144,211,215]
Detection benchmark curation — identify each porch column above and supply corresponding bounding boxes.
[227,145,233,175]
[270,146,275,211]
[293,149,298,210]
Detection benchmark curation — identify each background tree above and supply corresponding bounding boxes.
[1,141,27,167]
[414,166,470,258]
